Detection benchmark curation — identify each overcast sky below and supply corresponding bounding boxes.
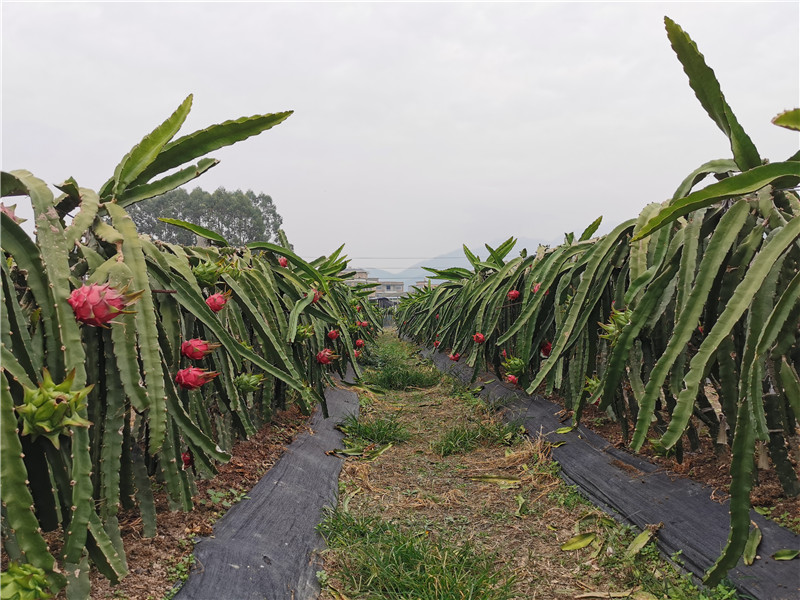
[3,1,798,275]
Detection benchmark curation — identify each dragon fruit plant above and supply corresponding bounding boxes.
[2,95,379,598]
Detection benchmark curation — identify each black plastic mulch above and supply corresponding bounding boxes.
[174,385,359,600]
[423,348,800,600]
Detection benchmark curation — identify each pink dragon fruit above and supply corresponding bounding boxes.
[355,339,365,348]
[181,339,221,360]
[327,329,340,340]
[507,289,520,301]
[433,340,440,348]
[68,283,142,328]
[449,352,461,362]
[278,256,289,268]
[354,350,362,359]
[473,332,485,344]
[205,291,230,313]
[540,341,552,358]
[316,348,337,365]
[506,374,518,385]
[175,367,219,390]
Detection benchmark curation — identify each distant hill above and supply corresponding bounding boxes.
[353,236,549,291]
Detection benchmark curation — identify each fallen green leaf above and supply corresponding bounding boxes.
[772,549,800,561]
[561,532,596,551]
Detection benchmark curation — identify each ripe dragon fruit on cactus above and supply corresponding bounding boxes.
[540,341,552,358]
[68,283,142,328]
[327,329,340,340]
[472,332,485,344]
[433,340,440,348]
[305,288,323,304]
[506,375,518,385]
[181,338,221,360]
[449,352,461,362]
[354,350,362,359]
[175,367,219,390]
[278,256,289,268]
[181,450,194,470]
[205,291,230,313]
[316,348,338,365]
[355,339,365,348]
[507,289,520,301]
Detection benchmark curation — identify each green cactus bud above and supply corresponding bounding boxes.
[14,369,93,449]
[296,324,315,340]
[234,373,264,393]
[192,261,223,288]
[0,562,53,600]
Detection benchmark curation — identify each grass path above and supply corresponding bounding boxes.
[316,332,740,600]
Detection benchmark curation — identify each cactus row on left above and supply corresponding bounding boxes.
[0,97,381,598]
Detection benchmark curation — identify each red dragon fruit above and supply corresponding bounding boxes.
[306,288,323,304]
[355,339,365,348]
[540,341,552,358]
[68,283,142,328]
[532,282,541,293]
[449,352,461,362]
[506,374,518,385]
[354,350,362,359]
[501,349,507,358]
[278,256,289,268]
[316,348,337,365]
[472,332,485,344]
[181,338,221,360]
[181,450,194,470]
[433,340,440,348]
[355,305,362,312]
[507,289,520,301]
[359,320,369,328]
[175,367,219,390]
[327,329,340,341]
[205,291,230,313]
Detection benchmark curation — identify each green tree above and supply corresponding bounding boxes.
[127,187,283,246]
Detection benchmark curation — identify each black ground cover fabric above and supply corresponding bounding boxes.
[174,385,359,600]
[424,349,800,600]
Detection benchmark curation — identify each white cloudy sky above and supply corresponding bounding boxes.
[3,1,798,275]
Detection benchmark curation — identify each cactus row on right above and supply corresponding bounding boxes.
[397,17,800,587]
[1,98,381,598]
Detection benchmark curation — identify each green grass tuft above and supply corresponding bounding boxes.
[338,414,411,445]
[432,420,525,457]
[318,509,515,600]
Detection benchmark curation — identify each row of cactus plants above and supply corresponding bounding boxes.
[396,17,800,586]
[1,98,380,598]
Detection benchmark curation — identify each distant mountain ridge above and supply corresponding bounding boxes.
[352,236,549,290]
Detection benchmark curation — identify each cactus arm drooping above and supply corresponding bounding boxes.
[63,187,100,248]
[659,215,800,450]
[526,220,636,394]
[630,201,749,450]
